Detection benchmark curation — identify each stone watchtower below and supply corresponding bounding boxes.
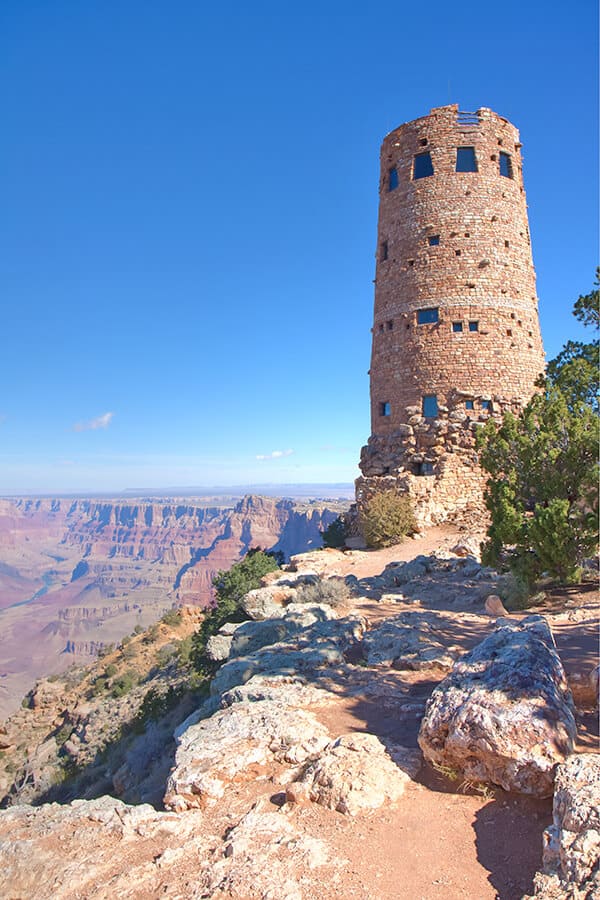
[357,104,545,526]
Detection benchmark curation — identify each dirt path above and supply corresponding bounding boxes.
[282,530,599,899]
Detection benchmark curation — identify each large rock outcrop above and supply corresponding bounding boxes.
[526,753,600,899]
[287,733,422,816]
[164,677,335,812]
[209,614,366,697]
[362,610,462,671]
[418,615,576,797]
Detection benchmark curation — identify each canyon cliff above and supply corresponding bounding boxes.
[0,495,344,717]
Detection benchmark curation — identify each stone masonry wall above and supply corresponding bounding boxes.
[358,105,546,527]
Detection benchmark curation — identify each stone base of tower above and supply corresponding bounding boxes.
[354,399,521,529]
[355,465,487,531]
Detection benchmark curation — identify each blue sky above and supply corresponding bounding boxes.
[1,1,598,494]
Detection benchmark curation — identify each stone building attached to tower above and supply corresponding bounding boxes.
[357,104,545,526]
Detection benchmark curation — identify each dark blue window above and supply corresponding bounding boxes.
[499,152,513,178]
[388,167,399,191]
[469,320,479,332]
[422,395,438,417]
[380,401,391,416]
[417,307,439,324]
[413,152,434,179]
[429,235,440,246]
[456,147,478,172]
[481,400,491,410]
[465,400,475,410]
[452,322,463,332]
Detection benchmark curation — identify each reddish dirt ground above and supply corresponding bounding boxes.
[277,529,599,899]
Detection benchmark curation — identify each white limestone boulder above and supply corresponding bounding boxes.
[418,615,576,797]
[288,733,422,815]
[362,611,462,671]
[164,681,334,812]
[210,614,366,698]
[525,753,600,899]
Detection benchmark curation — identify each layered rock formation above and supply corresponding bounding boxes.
[0,494,343,718]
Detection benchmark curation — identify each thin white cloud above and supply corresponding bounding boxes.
[256,449,294,461]
[73,412,114,432]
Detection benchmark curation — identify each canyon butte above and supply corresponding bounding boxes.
[0,494,344,718]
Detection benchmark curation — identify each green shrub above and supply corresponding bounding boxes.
[292,577,350,607]
[89,676,109,697]
[155,643,177,667]
[191,549,281,674]
[161,608,182,627]
[496,573,531,610]
[110,670,139,698]
[142,625,160,644]
[321,516,347,549]
[104,664,117,678]
[359,492,416,549]
[176,635,193,668]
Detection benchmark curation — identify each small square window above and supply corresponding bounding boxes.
[422,395,438,418]
[456,147,478,172]
[504,240,510,248]
[465,400,475,410]
[379,401,391,417]
[468,321,479,332]
[413,152,434,179]
[419,137,428,146]
[417,307,439,324]
[506,329,512,336]
[429,235,440,246]
[452,322,463,332]
[416,461,435,476]
[481,400,491,410]
[455,249,461,256]
[380,241,388,261]
[499,152,513,178]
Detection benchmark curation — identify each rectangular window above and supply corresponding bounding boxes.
[380,241,388,261]
[456,146,478,172]
[416,461,435,476]
[417,307,439,324]
[465,400,474,410]
[379,401,391,417]
[422,395,438,417]
[386,320,393,330]
[468,321,479,332]
[481,400,491,410]
[388,167,399,191]
[452,322,463,332]
[428,235,440,246]
[499,152,513,178]
[413,152,434,179]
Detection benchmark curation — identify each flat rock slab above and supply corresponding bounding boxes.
[164,679,335,812]
[362,610,463,671]
[288,732,422,816]
[418,615,576,797]
[210,615,366,697]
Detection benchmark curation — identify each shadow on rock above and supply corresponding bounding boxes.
[473,794,551,900]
